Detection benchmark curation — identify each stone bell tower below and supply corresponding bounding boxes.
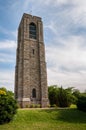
[15,13,49,108]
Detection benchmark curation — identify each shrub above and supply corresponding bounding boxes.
[77,94,86,112]
[0,88,18,124]
[25,104,29,108]
[30,104,34,108]
[35,104,41,108]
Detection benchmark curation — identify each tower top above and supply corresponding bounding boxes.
[23,13,41,20]
[18,13,42,29]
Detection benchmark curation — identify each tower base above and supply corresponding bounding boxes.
[17,98,49,108]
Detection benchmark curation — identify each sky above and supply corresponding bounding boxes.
[0,0,86,92]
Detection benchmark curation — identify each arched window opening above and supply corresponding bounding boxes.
[29,23,36,39]
[32,88,36,98]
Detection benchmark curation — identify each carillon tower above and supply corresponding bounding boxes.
[15,13,49,108]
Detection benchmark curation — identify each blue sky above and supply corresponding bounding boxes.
[0,0,86,92]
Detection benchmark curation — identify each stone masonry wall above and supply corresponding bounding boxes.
[15,13,49,108]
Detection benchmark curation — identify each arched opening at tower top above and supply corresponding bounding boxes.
[29,22,36,39]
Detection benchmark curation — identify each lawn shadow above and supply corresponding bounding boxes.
[40,108,86,123]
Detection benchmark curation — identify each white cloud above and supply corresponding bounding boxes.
[0,70,14,92]
[60,0,86,28]
[0,58,14,63]
[44,0,86,93]
[0,40,17,63]
[34,0,69,6]
[46,35,86,68]
[0,40,16,91]
[0,26,17,39]
[46,35,86,92]
[43,0,86,31]
[0,40,17,49]
[47,68,86,92]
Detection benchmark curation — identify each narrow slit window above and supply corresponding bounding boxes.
[33,49,34,55]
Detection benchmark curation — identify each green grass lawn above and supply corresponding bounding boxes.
[0,108,86,130]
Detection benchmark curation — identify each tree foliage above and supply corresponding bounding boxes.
[48,85,58,106]
[0,87,18,124]
[48,85,76,107]
[72,89,80,98]
[77,93,86,112]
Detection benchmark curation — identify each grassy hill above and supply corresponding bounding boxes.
[0,108,86,130]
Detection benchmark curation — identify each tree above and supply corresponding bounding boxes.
[77,93,86,112]
[0,87,14,97]
[57,87,75,107]
[0,87,18,124]
[48,86,76,107]
[48,85,58,106]
[73,89,80,98]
